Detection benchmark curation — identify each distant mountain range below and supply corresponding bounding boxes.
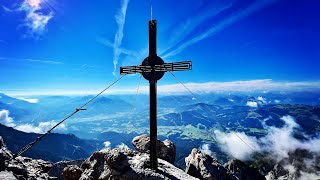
[0,124,101,162]
[1,91,320,168]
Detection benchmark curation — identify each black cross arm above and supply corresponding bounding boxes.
[120,61,192,75]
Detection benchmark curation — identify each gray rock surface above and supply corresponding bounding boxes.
[74,145,198,180]
[0,136,56,180]
[1,134,270,180]
[63,165,83,180]
[132,134,176,163]
[0,137,13,171]
[224,159,266,180]
[0,171,18,180]
[185,148,266,180]
[48,159,84,180]
[185,148,232,180]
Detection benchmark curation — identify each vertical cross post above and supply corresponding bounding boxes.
[120,19,192,170]
[149,20,158,169]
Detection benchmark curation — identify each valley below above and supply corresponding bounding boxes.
[0,91,320,179]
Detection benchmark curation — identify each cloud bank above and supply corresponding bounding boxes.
[15,121,67,134]
[0,109,15,127]
[4,79,320,96]
[0,110,66,133]
[215,115,320,179]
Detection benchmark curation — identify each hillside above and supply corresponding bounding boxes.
[0,124,100,162]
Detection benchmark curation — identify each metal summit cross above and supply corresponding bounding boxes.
[120,20,192,169]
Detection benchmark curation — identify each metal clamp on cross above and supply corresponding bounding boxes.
[120,20,192,170]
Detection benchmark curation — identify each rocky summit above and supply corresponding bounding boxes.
[0,137,55,180]
[0,135,267,180]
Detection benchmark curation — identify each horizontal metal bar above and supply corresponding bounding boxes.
[120,61,192,74]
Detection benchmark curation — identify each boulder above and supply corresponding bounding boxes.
[76,146,198,180]
[63,165,83,180]
[185,148,231,180]
[224,159,266,180]
[0,171,18,180]
[0,137,13,171]
[132,134,176,163]
[48,159,84,180]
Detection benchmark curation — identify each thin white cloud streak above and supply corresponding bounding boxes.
[3,79,320,96]
[112,0,129,76]
[2,6,13,12]
[25,58,64,64]
[19,0,53,37]
[163,0,277,59]
[97,37,137,56]
[161,0,235,56]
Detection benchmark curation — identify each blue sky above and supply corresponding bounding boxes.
[0,0,319,95]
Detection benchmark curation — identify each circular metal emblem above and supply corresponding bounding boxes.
[141,56,165,81]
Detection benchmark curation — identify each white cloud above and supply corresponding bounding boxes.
[4,79,320,96]
[152,79,320,94]
[17,97,39,103]
[215,130,261,160]
[97,37,137,57]
[103,141,111,148]
[215,115,320,179]
[274,99,281,103]
[257,96,267,104]
[0,109,15,127]
[15,121,67,134]
[116,143,130,151]
[19,0,53,37]
[246,101,258,108]
[112,0,130,76]
[199,143,214,157]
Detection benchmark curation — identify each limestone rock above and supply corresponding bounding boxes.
[185,148,266,180]
[76,146,198,180]
[63,165,83,180]
[48,160,84,180]
[0,171,18,180]
[224,159,266,180]
[0,136,55,180]
[132,134,176,163]
[185,148,231,180]
[0,137,13,171]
